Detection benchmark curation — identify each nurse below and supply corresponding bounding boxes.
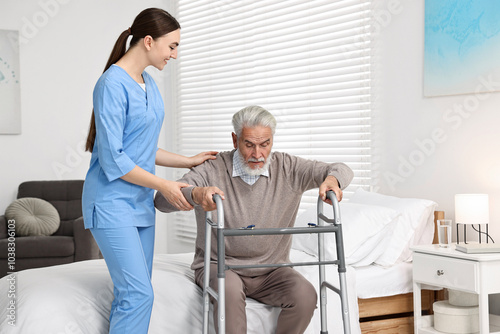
[82,8,214,334]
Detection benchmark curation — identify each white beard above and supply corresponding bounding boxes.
[237,151,273,176]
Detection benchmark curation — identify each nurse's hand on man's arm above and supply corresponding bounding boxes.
[120,165,194,211]
[159,180,194,211]
[192,186,225,211]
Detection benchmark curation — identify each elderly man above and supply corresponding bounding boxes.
[155,106,353,334]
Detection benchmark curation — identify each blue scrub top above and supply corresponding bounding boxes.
[82,65,165,229]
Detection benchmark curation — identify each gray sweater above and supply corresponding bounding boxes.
[155,150,353,276]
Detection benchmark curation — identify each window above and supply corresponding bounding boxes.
[171,0,372,245]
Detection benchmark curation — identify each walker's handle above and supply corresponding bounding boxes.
[212,193,223,204]
[326,190,341,225]
[317,190,341,226]
[212,194,225,229]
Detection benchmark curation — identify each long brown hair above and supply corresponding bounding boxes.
[85,8,180,152]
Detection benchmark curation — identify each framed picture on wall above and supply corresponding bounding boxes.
[424,0,500,97]
[0,29,21,134]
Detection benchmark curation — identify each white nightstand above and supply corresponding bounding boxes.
[412,244,500,334]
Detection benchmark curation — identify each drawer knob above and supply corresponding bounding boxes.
[437,270,444,276]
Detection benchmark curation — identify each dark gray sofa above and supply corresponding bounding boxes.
[0,180,101,277]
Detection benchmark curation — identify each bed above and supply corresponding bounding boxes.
[355,211,445,334]
[0,249,360,333]
[0,188,441,333]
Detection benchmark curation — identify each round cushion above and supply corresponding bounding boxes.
[5,198,60,236]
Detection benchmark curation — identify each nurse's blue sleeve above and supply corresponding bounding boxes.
[93,79,136,182]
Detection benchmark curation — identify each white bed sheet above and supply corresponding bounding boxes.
[355,261,442,301]
[0,249,361,334]
[355,261,414,299]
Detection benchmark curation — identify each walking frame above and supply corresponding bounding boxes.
[202,190,351,334]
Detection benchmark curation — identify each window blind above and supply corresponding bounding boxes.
[171,0,372,245]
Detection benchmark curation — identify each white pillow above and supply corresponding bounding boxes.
[292,202,400,266]
[349,188,437,267]
[348,221,396,267]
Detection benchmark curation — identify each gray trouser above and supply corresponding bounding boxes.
[195,265,317,334]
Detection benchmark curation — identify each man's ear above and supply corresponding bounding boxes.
[143,35,154,51]
[231,132,238,149]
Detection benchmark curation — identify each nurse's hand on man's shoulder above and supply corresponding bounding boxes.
[192,186,225,211]
[160,180,194,211]
[189,151,218,168]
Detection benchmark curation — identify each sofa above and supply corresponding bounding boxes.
[0,180,101,277]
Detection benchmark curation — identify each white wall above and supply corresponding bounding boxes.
[2,0,499,253]
[373,0,500,242]
[163,0,500,252]
[0,0,175,253]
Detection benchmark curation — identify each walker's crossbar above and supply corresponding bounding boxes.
[222,225,339,237]
[227,260,339,271]
[221,225,340,271]
[318,212,335,225]
[206,286,218,301]
[322,280,341,295]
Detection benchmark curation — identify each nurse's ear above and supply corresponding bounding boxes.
[143,35,154,51]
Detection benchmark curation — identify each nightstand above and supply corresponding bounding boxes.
[412,244,500,334]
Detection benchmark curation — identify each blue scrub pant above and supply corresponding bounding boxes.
[90,225,155,334]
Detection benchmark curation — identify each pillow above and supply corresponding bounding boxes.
[292,202,400,266]
[349,188,437,267]
[348,220,396,267]
[5,198,60,236]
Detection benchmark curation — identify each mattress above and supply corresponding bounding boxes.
[355,261,441,299]
[354,261,414,299]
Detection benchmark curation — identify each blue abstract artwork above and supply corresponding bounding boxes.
[424,0,500,96]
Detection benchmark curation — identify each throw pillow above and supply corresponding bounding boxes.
[5,197,60,236]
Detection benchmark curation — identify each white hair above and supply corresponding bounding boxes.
[232,106,277,137]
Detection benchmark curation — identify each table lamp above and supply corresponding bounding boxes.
[454,194,497,253]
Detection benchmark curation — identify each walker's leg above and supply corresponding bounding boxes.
[317,197,328,334]
[318,232,328,334]
[319,283,328,334]
[335,226,350,334]
[203,212,212,334]
[319,191,351,334]
[218,276,225,334]
[217,228,226,334]
[338,271,351,334]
